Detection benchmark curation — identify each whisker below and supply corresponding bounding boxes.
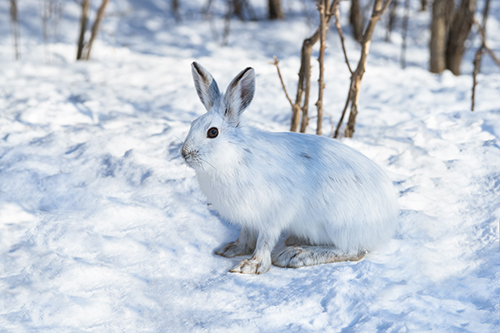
[173,135,184,144]
[200,157,217,171]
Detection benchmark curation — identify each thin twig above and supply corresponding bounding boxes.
[284,0,338,132]
[270,56,294,108]
[222,0,233,46]
[471,0,493,112]
[472,18,500,67]
[328,113,334,138]
[333,1,352,74]
[475,0,490,70]
[202,0,214,18]
[39,0,50,63]
[337,0,393,138]
[471,47,485,111]
[334,81,354,138]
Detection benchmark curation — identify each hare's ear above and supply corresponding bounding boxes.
[223,67,255,126]
[191,62,221,112]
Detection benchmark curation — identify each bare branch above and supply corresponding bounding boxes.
[76,0,90,60]
[334,81,354,138]
[471,0,494,112]
[374,0,393,17]
[472,17,500,68]
[290,32,315,132]
[333,1,353,74]
[475,0,490,70]
[315,0,328,135]
[291,0,338,133]
[85,0,110,60]
[270,56,294,108]
[336,0,393,138]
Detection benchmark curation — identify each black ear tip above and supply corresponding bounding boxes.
[192,62,203,74]
[245,67,255,79]
[234,67,255,82]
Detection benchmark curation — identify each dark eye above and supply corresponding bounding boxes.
[207,127,219,139]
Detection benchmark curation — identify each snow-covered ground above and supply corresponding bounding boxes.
[0,0,499,331]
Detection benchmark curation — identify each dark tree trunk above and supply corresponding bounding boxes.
[8,0,20,60]
[77,0,90,60]
[420,0,427,11]
[446,0,477,75]
[85,0,110,60]
[401,0,410,68]
[385,0,398,42]
[172,0,181,22]
[233,0,244,20]
[268,0,284,20]
[429,0,454,73]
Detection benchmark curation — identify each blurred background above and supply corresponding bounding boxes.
[1,2,499,331]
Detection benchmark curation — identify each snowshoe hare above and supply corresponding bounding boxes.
[181,62,399,274]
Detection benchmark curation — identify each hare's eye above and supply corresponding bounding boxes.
[207,127,219,139]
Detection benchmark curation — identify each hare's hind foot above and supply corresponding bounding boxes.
[272,246,366,268]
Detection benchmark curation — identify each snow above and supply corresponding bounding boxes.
[0,0,499,331]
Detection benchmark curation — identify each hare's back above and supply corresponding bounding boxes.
[256,130,388,181]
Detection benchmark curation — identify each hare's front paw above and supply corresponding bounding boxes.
[229,257,270,274]
[215,241,253,258]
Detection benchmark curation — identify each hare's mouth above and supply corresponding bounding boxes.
[181,149,202,169]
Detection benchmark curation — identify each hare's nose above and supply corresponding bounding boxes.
[180,146,189,160]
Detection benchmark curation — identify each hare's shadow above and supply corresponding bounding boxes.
[207,205,239,242]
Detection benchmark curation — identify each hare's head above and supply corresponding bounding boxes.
[181,63,255,171]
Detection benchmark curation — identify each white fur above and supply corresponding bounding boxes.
[182,63,399,274]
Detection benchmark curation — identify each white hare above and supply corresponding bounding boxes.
[181,62,399,274]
